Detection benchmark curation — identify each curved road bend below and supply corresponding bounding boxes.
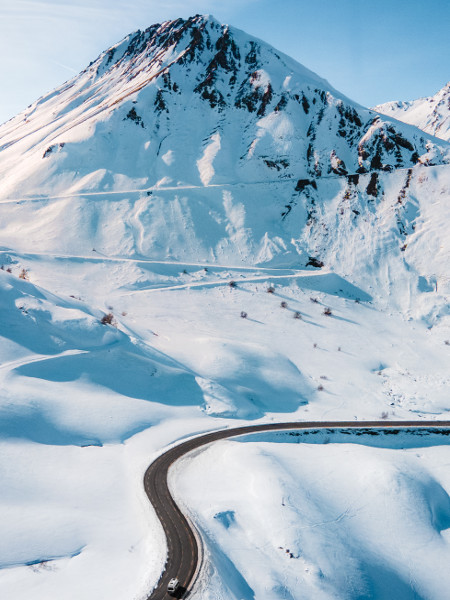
[143,420,450,599]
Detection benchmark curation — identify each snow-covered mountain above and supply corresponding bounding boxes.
[374,82,450,142]
[1,14,450,600]
[0,14,448,202]
[0,15,449,288]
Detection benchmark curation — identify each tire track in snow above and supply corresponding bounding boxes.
[124,270,331,295]
[0,163,446,205]
[0,248,307,273]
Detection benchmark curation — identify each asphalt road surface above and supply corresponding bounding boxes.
[143,420,450,599]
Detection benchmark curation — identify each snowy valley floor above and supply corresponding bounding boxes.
[1,253,450,599]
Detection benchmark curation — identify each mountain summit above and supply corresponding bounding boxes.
[0,15,448,200]
[0,15,449,301]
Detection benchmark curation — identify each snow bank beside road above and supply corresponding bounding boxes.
[174,432,450,600]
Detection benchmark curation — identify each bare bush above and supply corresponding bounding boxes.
[323,307,332,316]
[293,311,302,319]
[240,311,248,319]
[229,280,237,288]
[380,411,389,419]
[267,286,275,294]
[280,301,288,309]
[310,297,319,303]
[19,269,28,280]
[101,313,115,326]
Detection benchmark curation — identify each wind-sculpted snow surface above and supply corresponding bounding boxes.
[0,13,450,600]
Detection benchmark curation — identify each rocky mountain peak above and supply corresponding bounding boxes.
[0,16,448,201]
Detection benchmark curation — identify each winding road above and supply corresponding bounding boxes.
[143,420,450,599]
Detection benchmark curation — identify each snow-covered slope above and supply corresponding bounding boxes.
[374,82,450,142]
[1,14,450,600]
[176,430,450,600]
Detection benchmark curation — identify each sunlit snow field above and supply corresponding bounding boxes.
[175,431,450,600]
[1,233,450,599]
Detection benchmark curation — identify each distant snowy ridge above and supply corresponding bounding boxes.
[374,82,450,141]
[0,15,448,201]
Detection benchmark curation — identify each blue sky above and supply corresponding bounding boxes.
[0,0,448,124]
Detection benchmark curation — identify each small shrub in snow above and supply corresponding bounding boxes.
[19,269,28,280]
[445,340,450,346]
[380,411,389,419]
[317,384,324,391]
[124,107,144,128]
[240,311,248,319]
[306,256,324,268]
[229,280,237,288]
[293,311,302,319]
[267,285,275,293]
[280,301,288,308]
[101,313,115,326]
[323,307,332,316]
[6,267,12,273]
[310,297,319,303]
[313,343,318,348]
